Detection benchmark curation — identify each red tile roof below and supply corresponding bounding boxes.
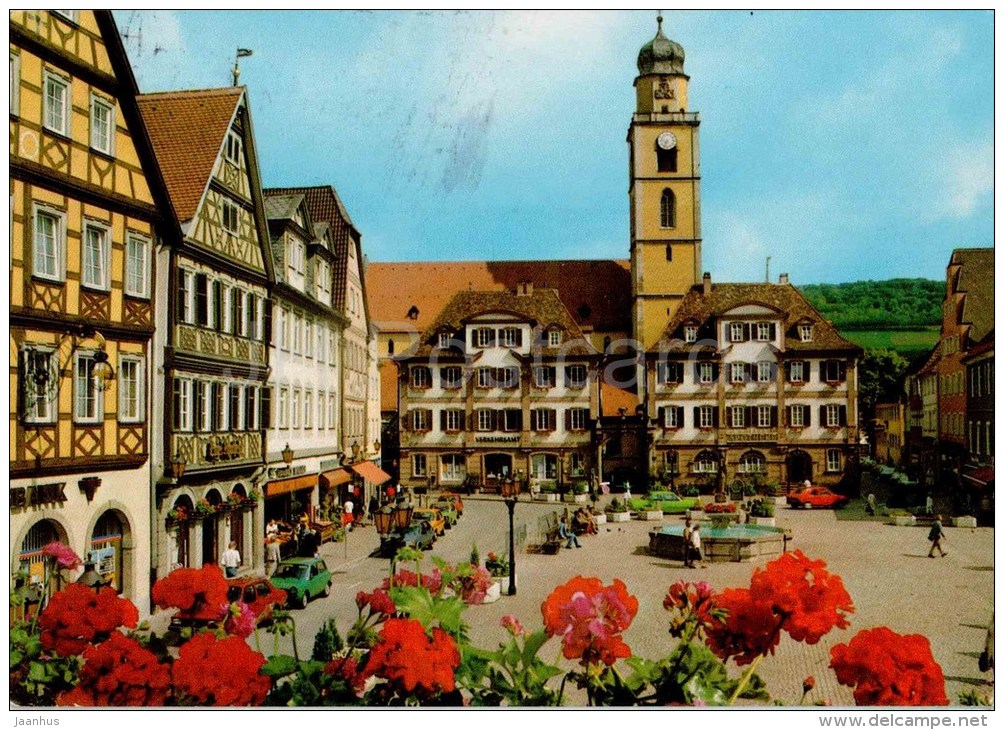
[950,248,994,344]
[378,360,399,412]
[367,260,632,336]
[137,88,243,223]
[601,381,639,418]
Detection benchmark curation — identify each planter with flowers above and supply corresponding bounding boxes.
[165,505,190,528]
[10,540,955,708]
[606,498,631,523]
[193,498,216,519]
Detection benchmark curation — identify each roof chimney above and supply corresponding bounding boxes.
[702,272,711,296]
[516,282,533,297]
[778,273,789,285]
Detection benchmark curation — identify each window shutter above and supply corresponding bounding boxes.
[657,406,666,427]
[803,405,811,426]
[263,299,273,343]
[743,323,751,341]
[17,349,27,415]
[549,410,557,431]
[746,406,755,427]
[819,361,826,380]
[784,362,792,381]
[171,379,181,431]
[439,410,447,431]
[712,407,719,428]
[744,362,752,382]
[819,405,826,425]
[711,363,720,382]
[840,405,847,426]
[769,323,777,340]
[838,361,847,382]
[675,406,684,428]
[565,409,572,430]
[771,406,778,427]
[514,329,523,347]
[212,280,223,330]
[694,363,702,382]
[261,387,272,429]
[194,274,207,326]
[786,405,793,427]
[693,406,700,426]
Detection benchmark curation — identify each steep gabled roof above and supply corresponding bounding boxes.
[407,288,599,359]
[655,282,860,354]
[263,192,304,222]
[137,87,244,224]
[366,260,632,336]
[950,248,994,343]
[265,185,360,313]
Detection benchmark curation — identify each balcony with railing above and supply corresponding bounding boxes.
[170,430,264,472]
[175,324,267,365]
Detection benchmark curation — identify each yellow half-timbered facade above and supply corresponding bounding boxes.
[138,86,275,582]
[9,10,174,614]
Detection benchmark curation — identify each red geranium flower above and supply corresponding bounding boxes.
[749,550,854,644]
[830,627,949,706]
[151,564,229,619]
[663,579,717,638]
[382,568,443,594]
[39,584,139,657]
[324,656,368,696]
[56,632,170,706]
[171,632,270,706]
[364,617,460,696]
[704,587,783,666]
[224,601,256,639]
[356,588,396,617]
[541,576,638,666]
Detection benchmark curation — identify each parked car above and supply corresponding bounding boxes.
[412,507,446,536]
[439,492,464,515]
[269,557,332,608]
[225,576,287,626]
[400,520,437,551]
[432,498,459,527]
[786,486,850,509]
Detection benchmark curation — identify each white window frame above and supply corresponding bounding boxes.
[10,52,19,116]
[438,332,452,349]
[663,407,680,429]
[444,409,464,432]
[412,409,431,432]
[756,322,772,342]
[441,454,465,482]
[476,410,494,431]
[789,360,805,383]
[292,388,301,429]
[305,317,314,358]
[89,94,115,155]
[730,322,745,342]
[117,356,144,424]
[473,327,494,348]
[196,380,212,432]
[757,361,773,383]
[799,324,814,343]
[789,405,805,428]
[684,326,698,343]
[548,330,561,347]
[22,347,56,424]
[823,360,842,383]
[124,234,151,298]
[698,362,714,384]
[42,70,69,136]
[413,454,428,478]
[315,259,331,303]
[32,206,65,282]
[328,394,337,429]
[693,452,718,473]
[565,364,587,388]
[698,406,715,429]
[224,130,242,165]
[731,405,745,428]
[532,409,555,432]
[825,404,841,428]
[51,10,79,22]
[279,304,290,350]
[304,390,313,429]
[498,367,519,389]
[441,366,463,389]
[222,199,239,236]
[73,352,102,424]
[533,366,555,388]
[569,408,588,431]
[291,311,302,354]
[738,452,766,474]
[81,221,111,291]
[757,405,772,428]
[826,449,842,473]
[278,387,289,429]
[411,366,431,388]
[499,327,519,348]
[729,362,746,384]
[178,269,195,324]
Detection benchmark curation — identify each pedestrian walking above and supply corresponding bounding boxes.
[265,537,281,577]
[343,498,354,532]
[689,523,703,568]
[682,518,694,568]
[927,514,947,558]
[220,541,241,578]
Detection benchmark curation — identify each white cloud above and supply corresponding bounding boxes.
[939,142,994,219]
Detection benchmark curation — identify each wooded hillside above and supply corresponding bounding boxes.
[798,279,943,329]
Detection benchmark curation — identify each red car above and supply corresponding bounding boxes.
[171,576,287,628]
[786,486,850,509]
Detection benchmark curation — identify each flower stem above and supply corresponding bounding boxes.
[729,653,764,705]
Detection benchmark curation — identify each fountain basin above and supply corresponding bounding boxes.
[648,523,788,562]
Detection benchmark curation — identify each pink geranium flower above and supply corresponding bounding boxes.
[42,542,83,570]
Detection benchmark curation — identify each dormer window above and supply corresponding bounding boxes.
[499,327,521,348]
[730,322,746,342]
[407,305,419,321]
[472,328,495,348]
[799,324,813,342]
[548,330,561,347]
[684,325,698,343]
[756,322,775,341]
[438,332,452,349]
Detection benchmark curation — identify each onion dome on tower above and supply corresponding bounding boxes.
[637,15,685,76]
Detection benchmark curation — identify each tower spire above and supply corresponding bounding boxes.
[657,12,663,32]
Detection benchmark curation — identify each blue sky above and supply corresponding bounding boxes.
[114,10,994,284]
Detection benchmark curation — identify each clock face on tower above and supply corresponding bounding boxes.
[657,132,677,150]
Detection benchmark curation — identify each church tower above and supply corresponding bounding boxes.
[629,15,702,351]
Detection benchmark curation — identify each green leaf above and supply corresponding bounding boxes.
[261,654,299,677]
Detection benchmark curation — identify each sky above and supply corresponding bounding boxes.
[113,9,995,285]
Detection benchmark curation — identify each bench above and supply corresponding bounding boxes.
[527,512,563,554]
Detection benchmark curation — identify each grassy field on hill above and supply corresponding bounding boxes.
[841,327,940,358]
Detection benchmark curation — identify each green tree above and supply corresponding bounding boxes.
[858,349,909,420]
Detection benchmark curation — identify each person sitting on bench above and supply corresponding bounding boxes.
[558,514,581,549]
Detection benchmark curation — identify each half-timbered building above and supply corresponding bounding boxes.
[9,10,174,613]
[138,87,274,580]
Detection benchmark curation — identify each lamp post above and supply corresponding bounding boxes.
[374,506,394,557]
[281,443,294,466]
[76,562,106,594]
[500,476,519,596]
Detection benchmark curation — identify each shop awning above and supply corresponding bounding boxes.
[319,468,353,489]
[962,467,995,488]
[265,474,316,498]
[351,461,392,486]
